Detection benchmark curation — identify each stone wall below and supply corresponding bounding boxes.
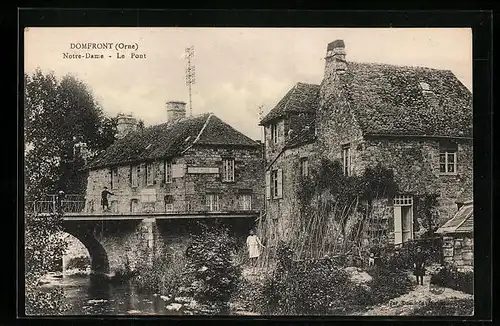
[183,146,265,212]
[442,234,474,271]
[361,138,473,226]
[317,64,365,169]
[65,217,255,275]
[84,145,264,214]
[263,118,286,165]
[68,219,158,274]
[264,142,318,243]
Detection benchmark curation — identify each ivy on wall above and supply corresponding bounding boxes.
[292,158,399,259]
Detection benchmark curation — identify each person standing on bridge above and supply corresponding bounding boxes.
[101,186,114,212]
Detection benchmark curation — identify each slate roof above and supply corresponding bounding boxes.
[263,62,472,141]
[84,113,259,170]
[260,82,320,125]
[340,62,473,138]
[436,200,473,234]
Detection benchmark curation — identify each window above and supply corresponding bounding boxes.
[222,158,235,182]
[419,82,431,92]
[269,169,283,199]
[146,163,154,185]
[164,195,174,212]
[165,160,172,183]
[341,144,352,176]
[393,195,413,244]
[300,157,309,177]
[205,193,220,211]
[131,165,139,188]
[130,199,139,213]
[271,123,278,143]
[439,143,458,174]
[111,167,118,189]
[239,194,252,210]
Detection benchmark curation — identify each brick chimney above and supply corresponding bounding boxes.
[73,142,89,164]
[324,39,347,78]
[166,101,187,123]
[116,113,138,139]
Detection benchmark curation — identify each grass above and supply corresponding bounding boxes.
[412,298,473,316]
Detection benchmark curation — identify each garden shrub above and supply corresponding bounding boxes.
[430,265,473,294]
[378,239,440,272]
[132,253,186,296]
[258,242,366,315]
[183,224,242,314]
[359,266,415,306]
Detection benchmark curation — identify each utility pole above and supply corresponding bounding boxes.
[185,46,196,116]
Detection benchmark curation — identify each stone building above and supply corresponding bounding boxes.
[260,39,473,248]
[436,200,473,271]
[83,101,264,217]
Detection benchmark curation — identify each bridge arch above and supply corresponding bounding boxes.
[63,224,110,275]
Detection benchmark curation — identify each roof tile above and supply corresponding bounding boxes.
[260,82,320,125]
[84,113,259,170]
[341,62,473,137]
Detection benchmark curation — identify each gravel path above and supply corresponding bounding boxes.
[359,275,473,316]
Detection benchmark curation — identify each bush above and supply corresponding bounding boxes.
[183,224,242,313]
[430,266,473,294]
[359,266,415,306]
[412,298,474,316]
[257,243,366,315]
[378,239,440,271]
[65,256,90,271]
[132,253,186,296]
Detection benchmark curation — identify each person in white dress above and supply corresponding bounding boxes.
[246,229,265,267]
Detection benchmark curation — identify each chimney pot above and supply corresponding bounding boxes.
[116,113,138,139]
[325,39,347,76]
[166,101,187,123]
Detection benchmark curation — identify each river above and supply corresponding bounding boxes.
[41,272,179,316]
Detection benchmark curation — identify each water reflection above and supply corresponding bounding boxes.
[54,274,172,316]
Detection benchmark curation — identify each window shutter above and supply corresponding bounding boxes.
[152,163,157,184]
[394,206,403,245]
[141,163,146,187]
[348,149,352,175]
[277,168,283,199]
[265,171,271,199]
[129,166,132,185]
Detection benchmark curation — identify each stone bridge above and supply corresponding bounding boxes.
[28,196,259,277]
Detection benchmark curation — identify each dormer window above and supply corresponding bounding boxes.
[419,82,432,93]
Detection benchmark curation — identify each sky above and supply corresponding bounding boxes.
[24,28,472,141]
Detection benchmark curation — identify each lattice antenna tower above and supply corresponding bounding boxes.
[258,105,264,121]
[185,46,196,116]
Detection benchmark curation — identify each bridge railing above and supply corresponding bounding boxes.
[25,194,86,215]
[25,200,56,214]
[25,193,262,217]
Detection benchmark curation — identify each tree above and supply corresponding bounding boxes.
[24,69,117,198]
[24,211,69,315]
[23,69,116,315]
